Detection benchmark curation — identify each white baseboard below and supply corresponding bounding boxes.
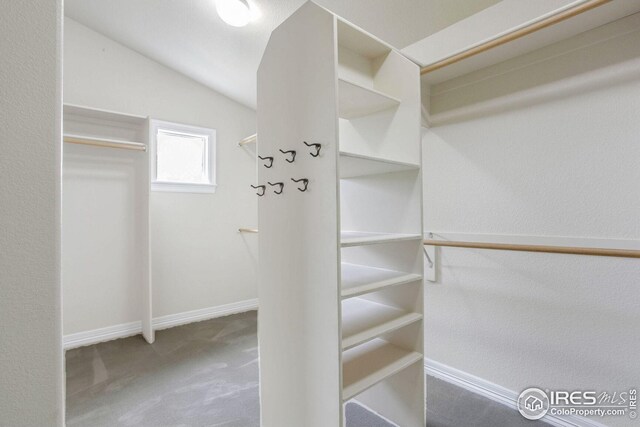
[425,359,608,427]
[152,298,258,331]
[64,321,142,350]
[64,298,258,350]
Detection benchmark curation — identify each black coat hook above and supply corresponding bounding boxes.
[258,156,274,168]
[250,185,266,196]
[279,149,296,163]
[291,178,309,192]
[267,181,284,194]
[303,141,321,157]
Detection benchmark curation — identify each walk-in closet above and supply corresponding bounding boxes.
[2,1,640,426]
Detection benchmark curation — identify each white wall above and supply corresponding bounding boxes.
[423,13,640,427]
[62,141,149,335]
[0,2,64,426]
[63,18,258,335]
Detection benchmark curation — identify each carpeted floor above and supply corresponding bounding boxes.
[66,311,551,426]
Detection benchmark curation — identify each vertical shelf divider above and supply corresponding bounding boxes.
[257,4,342,427]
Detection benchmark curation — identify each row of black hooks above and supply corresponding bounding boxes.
[251,178,309,196]
[258,141,322,168]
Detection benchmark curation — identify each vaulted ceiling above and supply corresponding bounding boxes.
[64,0,499,108]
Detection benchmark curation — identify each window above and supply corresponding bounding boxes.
[150,120,216,193]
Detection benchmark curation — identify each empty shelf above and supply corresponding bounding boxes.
[337,19,391,60]
[341,231,423,247]
[341,263,422,299]
[339,151,419,178]
[338,79,400,119]
[342,298,422,350]
[342,338,423,401]
[64,103,147,125]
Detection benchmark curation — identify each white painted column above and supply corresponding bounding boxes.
[0,1,64,425]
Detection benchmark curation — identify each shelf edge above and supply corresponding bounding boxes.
[342,350,423,401]
[342,312,423,350]
[341,273,423,299]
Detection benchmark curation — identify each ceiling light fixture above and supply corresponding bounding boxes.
[216,0,251,27]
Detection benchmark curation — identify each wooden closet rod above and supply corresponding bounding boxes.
[238,228,259,233]
[237,228,637,258]
[239,134,257,146]
[64,134,147,152]
[424,239,640,259]
[420,0,611,75]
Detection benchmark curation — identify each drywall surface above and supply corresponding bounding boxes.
[62,144,148,334]
[63,18,257,334]
[0,1,64,426]
[423,13,640,427]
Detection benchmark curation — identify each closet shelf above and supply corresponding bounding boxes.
[341,263,422,299]
[341,231,423,247]
[339,151,419,178]
[342,338,423,401]
[337,19,391,60]
[342,298,422,350]
[338,78,400,119]
[64,103,147,125]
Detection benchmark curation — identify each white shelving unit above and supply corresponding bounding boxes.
[341,263,423,299]
[342,338,424,401]
[337,78,401,119]
[339,151,419,178]
[342,298,422,350]
[257,3,424,426]
[63,104,154,344]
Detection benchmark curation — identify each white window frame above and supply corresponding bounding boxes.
[150,119,217,193]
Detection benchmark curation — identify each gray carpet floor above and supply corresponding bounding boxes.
[66,311,552,426]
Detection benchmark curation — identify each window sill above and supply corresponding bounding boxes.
[151,182,217,194]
